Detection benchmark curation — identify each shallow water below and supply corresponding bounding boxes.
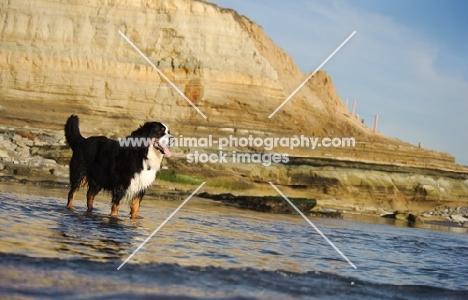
[0,183,467,299]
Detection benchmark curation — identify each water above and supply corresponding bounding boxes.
[0,183,467,299]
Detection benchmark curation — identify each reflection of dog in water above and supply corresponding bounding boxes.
[64,115,172,219]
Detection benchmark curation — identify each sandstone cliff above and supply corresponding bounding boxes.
[0,0,467,213]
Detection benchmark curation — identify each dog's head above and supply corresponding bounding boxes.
[131,122,174,157]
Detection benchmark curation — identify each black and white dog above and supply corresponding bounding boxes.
[64,115,173,219]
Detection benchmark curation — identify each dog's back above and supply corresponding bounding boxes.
[65,116,122,191]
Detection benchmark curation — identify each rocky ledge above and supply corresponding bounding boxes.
[0,127,69,184]
[198,192,317,214]
[422,206,468,227]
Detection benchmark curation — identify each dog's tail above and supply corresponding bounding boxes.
[64,115,85,149]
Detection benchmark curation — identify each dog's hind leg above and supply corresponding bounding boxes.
[66,176,87,209]
[86,182,101,211]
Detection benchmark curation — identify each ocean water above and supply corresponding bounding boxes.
[0,183,467,299]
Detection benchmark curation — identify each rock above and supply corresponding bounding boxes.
[421,184,435,192]
[42,158,59,167]
[407,213,424,224]
[23,139,34,147]
[12,134,23,143]
[394,211,409,221]
[198,192,316,214]
[30,145,71,165]
[2,157,13,163]
[0,136,16,152]
[16,146,30,158]
[27,156,44,167]
[448,214,468,224]
[309,210,343,219]
[0,149,8,158]
[381,211,423,224]
[33,140,46,147]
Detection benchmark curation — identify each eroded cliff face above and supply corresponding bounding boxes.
[1,0,284,130]
[0,0,467,211]
[0,0,374,136]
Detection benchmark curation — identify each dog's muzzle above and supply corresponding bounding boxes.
[155,135,174,157]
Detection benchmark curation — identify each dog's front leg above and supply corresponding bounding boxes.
[110,203,120,217]
[110,188,125,217]
[130,197,140,219]
[130,191,145,219]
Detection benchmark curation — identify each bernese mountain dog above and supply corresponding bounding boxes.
[64,115,173,219]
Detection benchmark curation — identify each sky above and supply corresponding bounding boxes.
[211,0,468,166]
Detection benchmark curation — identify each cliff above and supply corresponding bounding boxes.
[0,0,467,214]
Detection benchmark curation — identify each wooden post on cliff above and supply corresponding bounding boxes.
[373,114,379,133]
[351,100,356,115]
[345,98,349,112]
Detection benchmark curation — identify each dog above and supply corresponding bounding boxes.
[64,115,173,219]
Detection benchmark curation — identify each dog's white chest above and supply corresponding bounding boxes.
[125,147,162,200]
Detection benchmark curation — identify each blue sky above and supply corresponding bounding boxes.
[211,0,468,165]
